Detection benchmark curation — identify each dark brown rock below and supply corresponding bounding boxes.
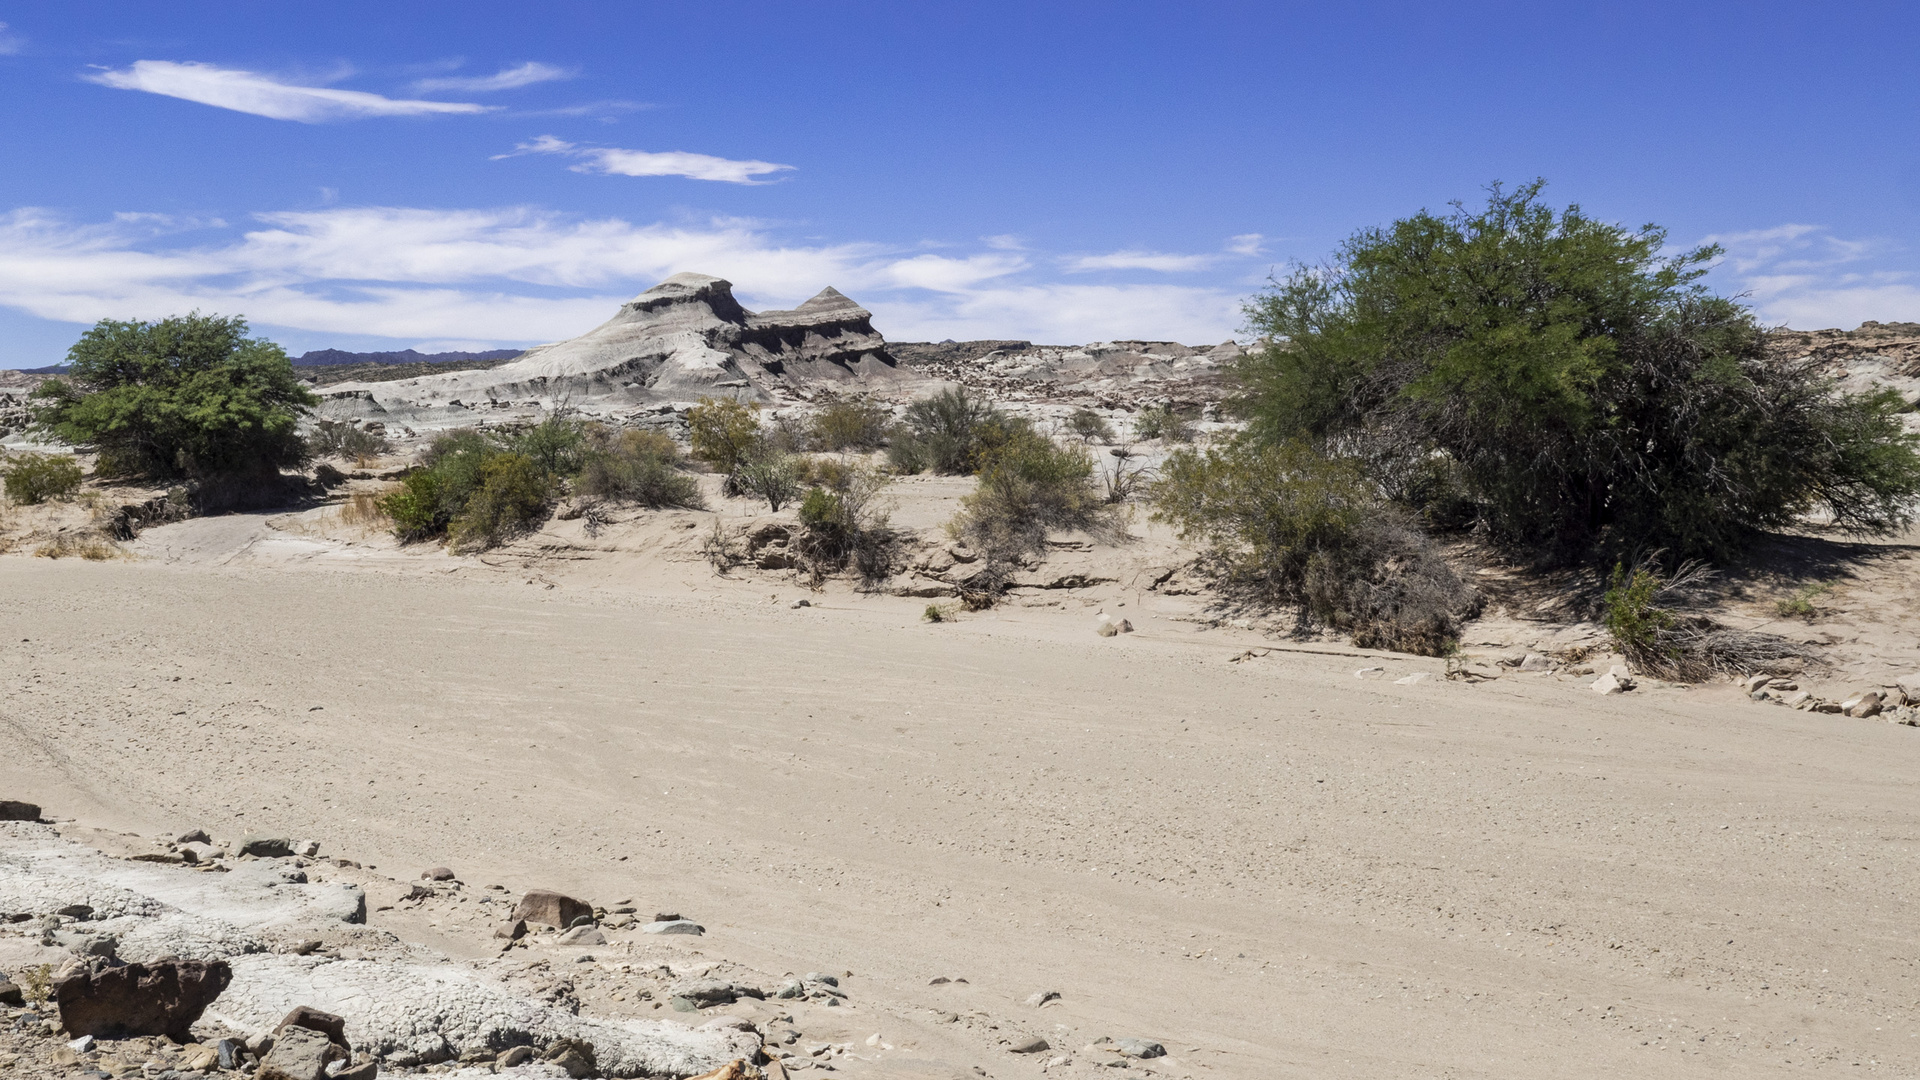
[513,890,591,930]
[274,1005,349,1051]
[0,800,40,822]
[421,867,456,881]
[0,976,22,1007]
[54,959,232,1040]
[494,918,528,940]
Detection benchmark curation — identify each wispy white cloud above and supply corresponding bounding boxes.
[413,61,575,92]
[1706,224,1919,330]
[85,61,493,122]
[1227,233,1266,256]
[0,22,24,55]
[1065,250,1216,273]
[0,205,1244,346]
[497,135,793,185]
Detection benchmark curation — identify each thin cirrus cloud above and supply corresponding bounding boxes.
[412,62,575,93]
[497,135,794,185]
[84,60,493,122]
[0,205,1245,347]
[1065,250,1217,273]
[0,22,24,55]
[1704,224,1917,330]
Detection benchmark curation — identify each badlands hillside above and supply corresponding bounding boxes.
[3,292,1920,1078]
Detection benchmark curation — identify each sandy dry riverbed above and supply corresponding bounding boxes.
[3,520,1920,1077]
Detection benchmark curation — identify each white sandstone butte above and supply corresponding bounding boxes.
[317,273,913,426]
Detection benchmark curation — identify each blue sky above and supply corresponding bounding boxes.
[1,1,1916,366]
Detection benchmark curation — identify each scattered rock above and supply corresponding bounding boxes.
[422,867,456,881]
[642,919,705,935]
[495,919,529,941]
[283,939,323,956]
[791,599,811,609]
[257,1023,347,1080]
[1590,671,1632,695]
[1354,666,1385,679]
[928,976,950,985]
[1741,673,1772,693]
[687,1060,761,1080]
[512,890,592,930]
[804,973,838,986]
[239,834,294,858]
[1518,653,1552,672]
[1009,1035,1050,1054]
[274,1005,349,1051]
[334,1061,379,1080]
[176,829,211,845]
[0,975,22,1006]
[68,1034,96,1053]
[178,841,220,864]
[1025,990,1061,1007]
[0,800,40,822]
[1393,672,1431,685]
[557,925,607,946]
[498,1046,534,1067]
[1115,1038,1166,1059]
[773,979,806,999]
[54,958,232,1040]
[1843,691,1883,718]
[294,839,321,858]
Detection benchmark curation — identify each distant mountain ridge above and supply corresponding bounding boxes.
[293,347,523,367]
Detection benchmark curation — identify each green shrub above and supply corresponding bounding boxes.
[734,452,804,511]
[1066,409,1116,443]
[1774,582,1832,620]
[31,313,315,483]
[1132,404,1196,443]
[576,427,705,509]
[2,452,83,505]
[306,422,389,461]
[1234,180,1920,564]
[811,396,893,451]
[509,413,588,476]
[889,387,1020,474]
[1598,559,1822,682]
[686,397,764,472]
[379,470,446,541]
[949,436,1121,596]
[448,453,552,551]
[1150,440,1477,654]
[792,463,898,585]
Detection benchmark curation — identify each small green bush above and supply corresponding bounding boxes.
[811,396,893,451]
[1066,409,1116,443]
[2,452,83,505]
[1149,440,1476,654]
[306,422,389,461]
[379,470,446,541]
[448,452,552,552]
[686,397,764,472]
[734,452,804,511]
[949,436,1121,596]
[509,414,588,476]
[889,387,1019,474]
[576,427,705,509]
[1132,403,1196,443]
[1774,582,1832,620]
[792,462,898,585]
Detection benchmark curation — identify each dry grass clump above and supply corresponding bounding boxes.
[1150,440,1478,655]
[34,532,122,560]
[1603,559,1826,681]
[338,490,392,527]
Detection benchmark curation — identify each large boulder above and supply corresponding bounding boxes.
[54,958,232,1040]
[513,890,592,930]
[257,1024,348,1080]
[0,801,39,821]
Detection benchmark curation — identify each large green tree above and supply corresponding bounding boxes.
[1235,181,1920,563]
[32,313,317,483]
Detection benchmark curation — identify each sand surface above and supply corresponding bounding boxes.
[3,526,1919,1077]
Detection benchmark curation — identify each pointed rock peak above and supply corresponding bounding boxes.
[797,286,859,312]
